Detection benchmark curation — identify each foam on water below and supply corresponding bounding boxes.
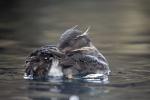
[24,72,109,83]
[82,74,109,83]
[23,73,33,80]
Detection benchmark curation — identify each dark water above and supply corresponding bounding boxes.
[0,0,150,100]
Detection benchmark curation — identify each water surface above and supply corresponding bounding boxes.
[0,0,150,100]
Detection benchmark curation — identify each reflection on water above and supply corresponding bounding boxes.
[0,0,150,100]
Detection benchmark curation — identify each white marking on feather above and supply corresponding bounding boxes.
[72,46,95,52]
[48,59,63,77]
[81,26,91,36]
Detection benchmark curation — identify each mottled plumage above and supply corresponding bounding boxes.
[58,27,110,78]
[24,26,110,80]
[60,49,110,78]
[24,45,63,79]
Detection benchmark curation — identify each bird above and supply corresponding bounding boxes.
[57,26,110,79]
[24,26,110,80]
[24,45,64,79]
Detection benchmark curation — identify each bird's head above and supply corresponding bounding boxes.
[57,26,91,53]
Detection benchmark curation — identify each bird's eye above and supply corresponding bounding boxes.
[25,60,30,63]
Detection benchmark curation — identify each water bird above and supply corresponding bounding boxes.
[58,26,110,79]
[24,26,110,80]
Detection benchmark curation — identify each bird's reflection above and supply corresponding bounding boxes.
[26,79,109,100]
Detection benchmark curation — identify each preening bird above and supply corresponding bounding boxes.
[58,26,110,78]
[24,26,110,80]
